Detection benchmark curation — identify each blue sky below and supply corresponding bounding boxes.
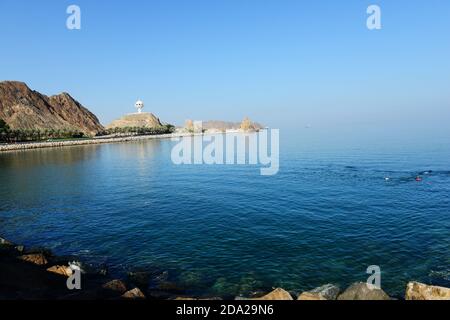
[0,0,449,138]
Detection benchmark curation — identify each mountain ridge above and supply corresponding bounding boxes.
[0,81,104,136]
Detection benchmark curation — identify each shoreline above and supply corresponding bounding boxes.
[1,236,449,300]
[0,130,252,152]
[0,132,200,152]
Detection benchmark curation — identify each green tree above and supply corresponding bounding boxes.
[0,119,9,130]
[0,119,10,142]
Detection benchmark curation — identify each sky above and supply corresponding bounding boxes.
[0,0,449,140]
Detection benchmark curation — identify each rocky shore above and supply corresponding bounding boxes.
[1,236,449,300]
[0,132,199,152]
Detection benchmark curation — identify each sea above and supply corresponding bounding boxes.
[1,130,449,298]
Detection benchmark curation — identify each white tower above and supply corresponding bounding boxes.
[135,100,144,113]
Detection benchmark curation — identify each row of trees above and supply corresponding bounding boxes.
[0,119,85,143]
[0,119,176,143]
[99,124,176,136]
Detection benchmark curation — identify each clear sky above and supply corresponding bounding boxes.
[1,0,449,139]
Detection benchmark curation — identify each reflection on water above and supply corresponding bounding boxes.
[0,144,101,169]
[0,140,165,224]
[0,137,450,297]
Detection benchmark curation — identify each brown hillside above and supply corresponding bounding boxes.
[0,81,104,136]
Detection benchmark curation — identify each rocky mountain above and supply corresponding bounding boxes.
[106,112,162,129]
[0,81,104,136]
[194,119,264,132]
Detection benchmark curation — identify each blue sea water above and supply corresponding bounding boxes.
[0,132,449,297]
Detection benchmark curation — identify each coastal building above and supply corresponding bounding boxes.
[135,100,144,114]
[106,100,162,129]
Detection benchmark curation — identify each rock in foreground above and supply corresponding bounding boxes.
[0,237,13,245]
[405,282,450,300]
[18,253,48,266]
[298,284,340,300]
[47,265,73,277]
[102,279,128,294]
[337,282,390,300]
[121,287,146,299]
[253,288,293,300]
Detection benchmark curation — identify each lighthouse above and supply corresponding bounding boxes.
[135,100,144,114]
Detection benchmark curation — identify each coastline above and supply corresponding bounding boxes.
[0,129,255,153]
[1,236,449,300]
[0,132,202,152]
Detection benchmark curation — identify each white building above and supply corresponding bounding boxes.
[135,100,144,113]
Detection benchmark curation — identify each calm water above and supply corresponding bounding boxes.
[1,133,449,297]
